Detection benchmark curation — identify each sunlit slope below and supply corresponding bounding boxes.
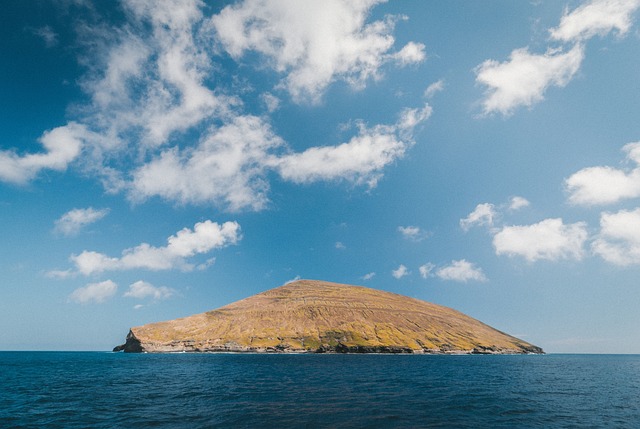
[116,280,543,354]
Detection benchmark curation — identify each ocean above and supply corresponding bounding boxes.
[1,352,639,428]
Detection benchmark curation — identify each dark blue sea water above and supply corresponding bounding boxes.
[1,353,640,428]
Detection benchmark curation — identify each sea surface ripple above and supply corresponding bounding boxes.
[2,352,640,428]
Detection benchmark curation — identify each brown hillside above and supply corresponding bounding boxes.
[114,279,543,354]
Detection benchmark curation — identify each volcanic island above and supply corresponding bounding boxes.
[114,279,543,354]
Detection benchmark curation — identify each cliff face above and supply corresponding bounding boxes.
[114,280,543,354]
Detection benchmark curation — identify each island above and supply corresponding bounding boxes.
[114,279,543,354]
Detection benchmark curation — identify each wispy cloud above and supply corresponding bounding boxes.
[69,280,118,304]
[398,225,429,242]
[54,207,110,236]
[32,26,59,47]
[362,272,376,281]
[418,263,435,279]
[424,79,445,98]
[0,123,88,185]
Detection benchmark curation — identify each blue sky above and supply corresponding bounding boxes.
[2,0,640,353]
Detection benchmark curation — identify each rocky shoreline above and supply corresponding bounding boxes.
[113,330,543,355]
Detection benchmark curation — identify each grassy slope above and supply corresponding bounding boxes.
[129,280,542,353]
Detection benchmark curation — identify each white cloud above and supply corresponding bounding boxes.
[261,92,280,112]
[424,79,445,98]
[435,260,487,283]
[0,122,87,185]
[33,26,59,47]
[335,241,346,250]
[508,196,530,211]
[66,220,240,275]
[130,115,284,211]
[276,130,403,187]
[393,41,427,66]
[54,207,110,236]
[419,262,435,279]
[285,275,301,284]
[392,264,409,279]
[69,280,118,304]
[475,44,584,116]
[592,208,640,265]
[398,225,429,242]
[130,102,429,210]
[550,0,640,42]
[493,218,588,262]
[210,0,423,103]
[460,203,497,231]
[82,0,229,149]
[362,272,376,281]
[124,280,175,300]
[566,142,640,206]
[6,1,427,213]
[475,0,639,116]
[276,104,431,188]
[46,269,75,279]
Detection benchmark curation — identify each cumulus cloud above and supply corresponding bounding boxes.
[435,260,487,283]
[124,280,175,300]
[5,0,427,212]
[566,142,640,206]
[475,0,640,116]
[69,280,118,304]
[460,203,497,231]
[130,115,284,211]
[0,123,88,185]
[493,218,588,262]
[54,207,110,236]
[475,44,584,116]
[393,41,427,66]
[275,104,431,188]
[592,208,640,265]
[550,0,640,42]
[63,220,240,275]
[509,196,530,211]
[398,226,429,242]
[392,264,409,279]
[130,103,429,210]
[210,0,422,103]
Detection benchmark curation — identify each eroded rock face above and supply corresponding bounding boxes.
[114,280,544,354]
